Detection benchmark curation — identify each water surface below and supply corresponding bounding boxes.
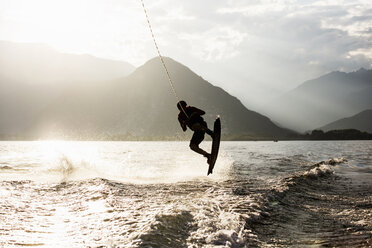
[0,141,371,247]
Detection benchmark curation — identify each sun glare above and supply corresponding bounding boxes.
[4,0,91,44]
[1,0,147,64]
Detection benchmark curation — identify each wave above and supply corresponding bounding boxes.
[2,157,370,247]
[257,157,348,214]
[285,157,347,184]
[244,158,348,219]
[244,157,372,247]
[0,164,13,170]
[137,211,194,248]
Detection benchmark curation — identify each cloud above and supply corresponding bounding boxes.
[217,0,293,16]
[179,27,247,61]
[213,0,372,72]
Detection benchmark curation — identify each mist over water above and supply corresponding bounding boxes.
[1,141,371,247]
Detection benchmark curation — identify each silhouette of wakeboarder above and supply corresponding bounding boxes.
[177,100,214,162]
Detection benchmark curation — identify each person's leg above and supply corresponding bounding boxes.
[189,131,210,158]
[192,122,214,138]
[205,127,213,137]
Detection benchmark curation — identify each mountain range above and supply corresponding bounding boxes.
[0,41,294,140]
[0,41,135,135]
[319,109,372,133]
[27,57,295,140]
[0,40,135,84]
[264,68,372,132]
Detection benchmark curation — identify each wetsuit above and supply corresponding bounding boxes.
[178,106,213,157]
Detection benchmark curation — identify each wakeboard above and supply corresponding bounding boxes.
[207,117,221,175]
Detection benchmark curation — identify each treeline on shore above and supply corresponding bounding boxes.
[303,129,372,140]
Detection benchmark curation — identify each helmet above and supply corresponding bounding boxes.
[177,100,187,111]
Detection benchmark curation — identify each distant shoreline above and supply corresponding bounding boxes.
[1,129,372,142]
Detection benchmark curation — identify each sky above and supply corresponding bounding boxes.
[1,0,371,110]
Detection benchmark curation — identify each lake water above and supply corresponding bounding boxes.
[0,141,371,247]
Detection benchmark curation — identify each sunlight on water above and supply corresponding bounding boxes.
[0,141,232,183]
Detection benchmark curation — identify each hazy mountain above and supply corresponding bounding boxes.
[0,40,135,84]
[27,57,295,140]
[264,68,372,132]
[0,41,135,135]
[319,109,372,133]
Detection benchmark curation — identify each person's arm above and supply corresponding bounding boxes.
[189,107,205,117]
[178,115,187,131]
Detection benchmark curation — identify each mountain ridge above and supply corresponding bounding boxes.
[0,40,135,134]
[26,56,295,140]
[319,109,372,133]
[0,40,135,84]
[263,68,372,132]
